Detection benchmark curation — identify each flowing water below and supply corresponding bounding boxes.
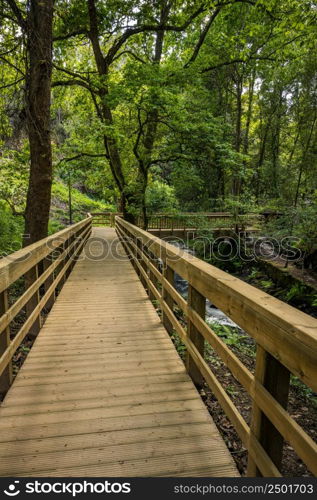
[170,240,240,329]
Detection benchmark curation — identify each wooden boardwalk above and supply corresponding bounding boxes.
[0,228,238,477]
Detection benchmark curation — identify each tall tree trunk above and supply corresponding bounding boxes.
[232,70,243,197]
[271,93,283,198]
[24,0,54,245]
[136,2,170,229]
[255,111,274,202]
[243,69,255,156]
[87,0,135,223]
[294,111,317,207]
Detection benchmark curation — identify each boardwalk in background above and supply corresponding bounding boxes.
[0,228,238,477]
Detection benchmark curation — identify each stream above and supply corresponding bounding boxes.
[170,240,240,329]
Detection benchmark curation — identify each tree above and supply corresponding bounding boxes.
[3,0,54,244]
[52,0,224,222]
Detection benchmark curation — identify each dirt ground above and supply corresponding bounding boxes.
[201,343,316,477]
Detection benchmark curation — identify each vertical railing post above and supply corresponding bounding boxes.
[0,290,13,396]
[162,264,174,335]
[247,344,290,476]
[133,234,141,278]
[186,284,205,387]
[137,237,148,290]
[146,247,157,302]
[25,265,41,338]
[134,237,144,286]
[65,231,74,278]
[60,234,71,285]
[128,233,138,272]
[43,256,55,311]
[148,266,157,301]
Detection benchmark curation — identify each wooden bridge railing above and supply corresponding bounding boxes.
[137,213,234,230]
[89,211,258,231]
[0,216,92,396]
[89,212,122,226]
[115,216,317,477]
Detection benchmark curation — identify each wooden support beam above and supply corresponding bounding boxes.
[136,237,147,289]
[187,284,205,387]
[43,257,55,311]
[162,265,174,335]
[147,250,158,302]
[0,290,12,397]
[25,265,41,339]
[247,345,290,476]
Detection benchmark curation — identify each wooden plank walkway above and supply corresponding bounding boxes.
[0,227,238,477]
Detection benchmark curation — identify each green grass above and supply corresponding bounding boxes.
[0,181,115,256]
[0,202,24,256]
[50,181,115,228]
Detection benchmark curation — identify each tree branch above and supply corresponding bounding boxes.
[133,107,145,159]
[148,155,184,167]
[3,197,25,217]
[201,55,276,73]
[184,7,222,68]
[105,4,207,65]
[53,30,87,42]
[0,55,25,76]
[87,0,107,74]
[53,63,94,84]
[5,0,27,29]
[52,79,95,92]
[56,152,108,167]
[113,50,147,65]
[0,76,24,90]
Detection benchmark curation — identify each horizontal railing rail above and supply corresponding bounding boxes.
[142,213,261,231]
[141,213,232,229]
[0,216,92,396]
[89,211,259,231]
[115,216,317,477]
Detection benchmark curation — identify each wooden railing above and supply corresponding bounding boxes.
[0,216,92,396]
[89,211,259,231]
[137,213,233,230]
[89,212,122,226]
[115,216,317,477]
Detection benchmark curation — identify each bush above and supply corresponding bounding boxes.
[0,203,24,256]
[146,180,179,214]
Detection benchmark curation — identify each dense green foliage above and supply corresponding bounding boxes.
[0,0,316,253]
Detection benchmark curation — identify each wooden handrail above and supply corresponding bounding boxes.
[0,216,92,395]
[0,217,91,295]
[139,213,238,230]
[115,216,317,477]
[88,211,259,231]
[89,212,122,227]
